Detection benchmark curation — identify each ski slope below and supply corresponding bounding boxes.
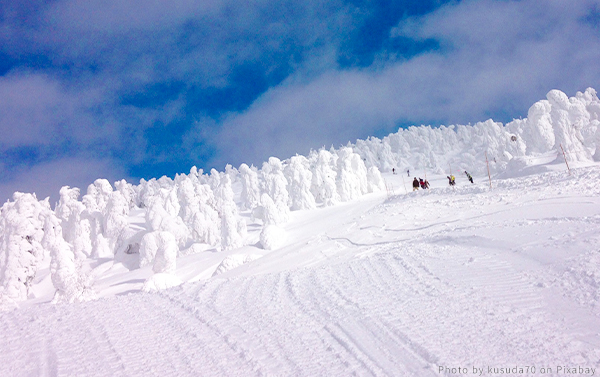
[2,165,600,376]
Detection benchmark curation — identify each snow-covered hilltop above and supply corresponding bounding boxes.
[352,88,600,176]
[1,88,599,309]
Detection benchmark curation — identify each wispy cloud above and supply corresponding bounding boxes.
[205,0,600,168]
[0,157,129,206]
[0,0,360,202]
[0,72,97,147]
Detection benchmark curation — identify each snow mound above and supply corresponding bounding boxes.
[139,231,178,273]
[212,254,262,277]
[260,224,286,250]
[142,273,183,292]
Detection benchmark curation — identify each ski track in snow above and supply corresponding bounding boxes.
[2,166,600,376]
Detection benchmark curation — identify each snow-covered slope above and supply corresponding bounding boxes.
[1,164,600,376]
[1,88,600,375]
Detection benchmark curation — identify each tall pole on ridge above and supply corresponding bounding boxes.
[560,143,571,175]
[485,151,492,189]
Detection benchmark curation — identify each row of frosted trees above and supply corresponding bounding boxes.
[352,88,600,176]
[0,147,384,306]
[2,87,599,307]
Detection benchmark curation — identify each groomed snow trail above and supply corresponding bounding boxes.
[2,166,600,376]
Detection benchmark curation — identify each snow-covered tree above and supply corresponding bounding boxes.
[220,204,245,251]
[177,178,203,227]
[161,187,181,219]
[83,179,113,215]
[55,186,92,258]
[311,149,339,206]
[593,123,600,162]
[114,179,137,209]
[189,166,202,179]
[256,158,291,250]
[136,178,157,209]
[103,191,131,254]
[81,179,114,258]
[145,197,188,249]
[216,175,246,251]
[208,168,222,192]
[257,193,284,226]
[336,147,368,202]
[285,155,316,211]
[139,231,178,273]
[224,164,238,182]
[262,157,290,222]
[214,173,235,211]
[522,100,555,154]
[0,193,51,303]
[257,194,287,250]
[176,175,221,248]
[367,166,385,193]
[354,137,398,173]
[193,185,221,247]
[239,163,261,211]
[543,90,592,163]
[42,215,95,303]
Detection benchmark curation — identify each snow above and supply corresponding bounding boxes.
[2,88,600,375]
[259,224,286,250]
[142,273,183,292]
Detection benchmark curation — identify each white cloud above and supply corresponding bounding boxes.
[0,72,105,148]
[0,158,130,206]
[206,0,600,168]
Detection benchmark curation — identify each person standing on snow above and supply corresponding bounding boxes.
[465,171,474,183]
[447,175,456,186]
[413,177,420,191]
[407,169,410,177]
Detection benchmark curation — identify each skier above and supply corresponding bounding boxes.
[412,177,419,191]
[424,179,430,189]
[407,169,410,177]
[447,175,456,186]
[465,171,474,183]
[419,178,425,189]
[392,168,395,175]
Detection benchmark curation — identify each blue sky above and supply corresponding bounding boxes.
[1,0,599,204]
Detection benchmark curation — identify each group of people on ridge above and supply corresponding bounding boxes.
[412,177,430,191]
[402,168,473,191]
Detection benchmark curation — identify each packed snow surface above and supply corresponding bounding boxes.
[1,164,600,376]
